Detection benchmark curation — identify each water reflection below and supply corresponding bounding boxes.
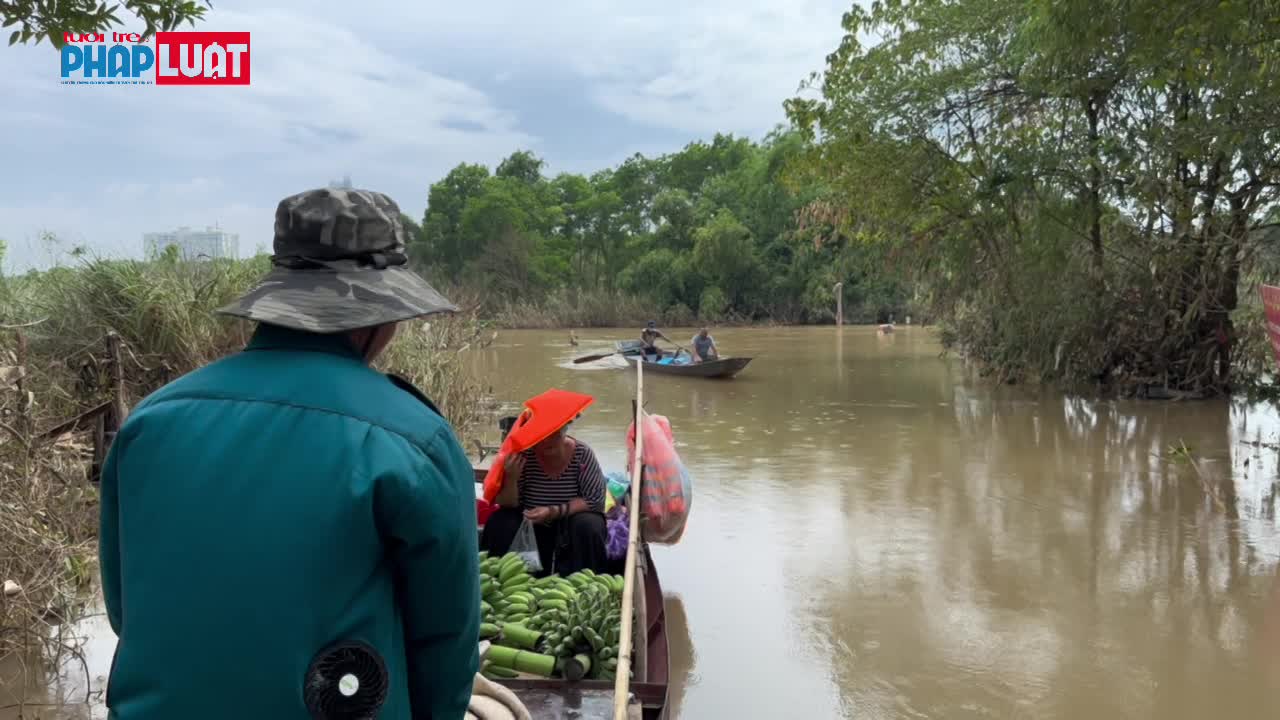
[662,593,695,720]
[1264,566,1280,691]
[835,326,844,392]
[0,606,110,720]
[819,383,1280,719]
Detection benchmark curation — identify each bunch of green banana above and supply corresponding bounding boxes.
[477,551,536,641]
[524,569,629,682]
[474,559,634,681]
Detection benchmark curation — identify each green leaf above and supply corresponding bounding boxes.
[8,30,19,46]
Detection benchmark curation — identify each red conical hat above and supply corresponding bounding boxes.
[482,389,595,503]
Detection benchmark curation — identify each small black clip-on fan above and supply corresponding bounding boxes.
[303,641,389,720]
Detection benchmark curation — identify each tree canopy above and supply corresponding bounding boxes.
[413,135,914,324]
[3,0,210,48]
[786,0,1280,394]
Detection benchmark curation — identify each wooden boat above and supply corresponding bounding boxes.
[473,468,671,719]
[615,339,752,378]
[623,353,752,379]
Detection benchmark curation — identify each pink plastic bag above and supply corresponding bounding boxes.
[625,414,692,544]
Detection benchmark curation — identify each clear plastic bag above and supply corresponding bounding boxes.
[511,518,543,573]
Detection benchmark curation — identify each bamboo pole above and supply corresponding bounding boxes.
[834,282,844,327]
[613,358,644,720]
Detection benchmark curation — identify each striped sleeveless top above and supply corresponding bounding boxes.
[517,440,606,514]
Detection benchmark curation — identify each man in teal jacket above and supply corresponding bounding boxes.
[98,188,480,719]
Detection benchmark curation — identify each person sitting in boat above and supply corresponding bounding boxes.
[690,327,719,363]
[641,320,671,360]
[480,391,609,575]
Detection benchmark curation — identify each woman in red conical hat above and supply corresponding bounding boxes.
[479,389,609,575]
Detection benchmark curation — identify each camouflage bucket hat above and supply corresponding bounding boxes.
[217,188,457,333]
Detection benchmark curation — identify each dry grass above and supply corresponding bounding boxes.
[377,315,500,447]
[6,254,493,444]
[0,335,100,698]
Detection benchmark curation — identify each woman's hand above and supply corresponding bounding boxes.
[523,506,558,525]
[503,452,527,478]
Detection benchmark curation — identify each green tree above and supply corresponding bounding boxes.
[421,163,489,273]
[3,0,210,47]
[660,134,754,195]
[472,227,539,299]
[412,120,919,325]
[787,0,1280,393]
[399,214,424,249]
[698,286,729,321]
[605,154,658,236]
[454,176,563,283]
[496,150,545,185]
[618,248,692,309]
[649,189,697,252]
[551,172,595,278]
[576,187,627,290]
[691,209,763,313]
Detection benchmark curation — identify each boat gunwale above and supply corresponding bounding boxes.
[622,354,752,378]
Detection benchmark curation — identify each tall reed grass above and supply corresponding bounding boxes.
[5,254,492,438]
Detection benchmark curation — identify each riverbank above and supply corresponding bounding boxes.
[424,283,919,330]
[3,256,919,334]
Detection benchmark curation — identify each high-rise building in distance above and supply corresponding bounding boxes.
[143,226,239,261]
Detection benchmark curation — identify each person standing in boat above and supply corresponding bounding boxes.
[480,395,609,575]
[97,188,479,720]
[640,319,672,360]
[690,327,719,363]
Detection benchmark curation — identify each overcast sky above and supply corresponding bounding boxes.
[0,0,851,273]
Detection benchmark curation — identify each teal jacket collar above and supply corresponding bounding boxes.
[243,324,442,416]
[244,323,364,361]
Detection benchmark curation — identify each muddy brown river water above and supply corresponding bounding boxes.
[5,326,1280,718]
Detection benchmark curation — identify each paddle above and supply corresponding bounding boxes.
[572,350,617,364]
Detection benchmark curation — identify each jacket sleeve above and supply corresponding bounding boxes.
[376,426,481,719]
[98,433,125,636]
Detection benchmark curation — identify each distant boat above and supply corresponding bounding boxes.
[614,341,752,379]
[625,354,752,379]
